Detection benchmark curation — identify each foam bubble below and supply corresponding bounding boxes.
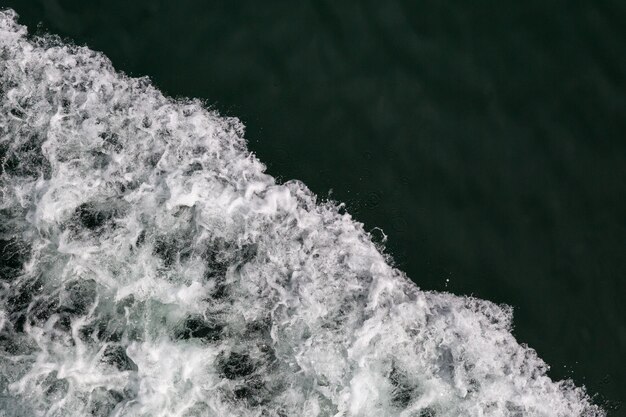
[0,9,604,417]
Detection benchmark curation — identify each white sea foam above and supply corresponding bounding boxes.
[0,9,604,417]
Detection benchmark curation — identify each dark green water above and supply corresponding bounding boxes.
[4,0,625,412]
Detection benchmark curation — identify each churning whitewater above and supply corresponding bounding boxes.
[0,9,603,417]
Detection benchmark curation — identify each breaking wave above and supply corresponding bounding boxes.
[0,9,604,417]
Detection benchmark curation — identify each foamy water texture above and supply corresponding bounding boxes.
[0,9,604,417]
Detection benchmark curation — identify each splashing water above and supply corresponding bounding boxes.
[0,9,604,417]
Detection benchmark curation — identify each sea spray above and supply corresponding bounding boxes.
[0,9,604,417]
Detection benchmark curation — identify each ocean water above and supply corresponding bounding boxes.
[0,7,613,417]
[1,2,625,416]
[4,3,625,411]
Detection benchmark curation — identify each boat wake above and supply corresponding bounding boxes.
[0,9,603,417]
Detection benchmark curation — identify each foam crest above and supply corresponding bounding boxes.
[0,9,603,417]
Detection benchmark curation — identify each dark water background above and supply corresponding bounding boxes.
[4,0,625,412]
